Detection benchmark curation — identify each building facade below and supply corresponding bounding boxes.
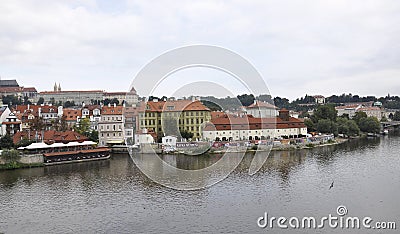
[202,109,307,141]
[38,90,104,105]
[245,100,278,118]
[138,99,211,140]
[98,105,124,146]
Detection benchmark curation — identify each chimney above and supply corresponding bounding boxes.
[108,103,111,107]
[279,108,290,121]
[113,103,116,108]
[153,98,158,103]
[254,100,257,105]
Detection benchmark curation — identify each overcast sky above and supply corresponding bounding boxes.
[1,0,399,100]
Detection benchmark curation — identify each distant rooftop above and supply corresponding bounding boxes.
[0,79,19,87]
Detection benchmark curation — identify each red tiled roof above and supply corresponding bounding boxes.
[101,106,124,115]
[0,87,37,93]
[247,101,278,109]
[203,114,305,131]
[39,90,103,94]
[357,107,381,111]
[63,108,80,121]
[14,105,58,114]
[83,105,101,111]
[138,100,210,112]
[104,92,127,96]
[211,111,225,119]
[335,104,361,110]
[23,87,37,92]
[13,130,88,144]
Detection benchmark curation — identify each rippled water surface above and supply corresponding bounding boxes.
[1,134,399,233]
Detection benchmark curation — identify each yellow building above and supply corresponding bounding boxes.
[138,99,211,139]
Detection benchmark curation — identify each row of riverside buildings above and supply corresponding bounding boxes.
[2,100,308,146]
[0,80,309,145]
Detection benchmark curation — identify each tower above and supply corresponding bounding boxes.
[54,82,57,92]
[58,83,61,92]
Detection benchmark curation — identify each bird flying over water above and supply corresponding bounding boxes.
[329,181,334,190]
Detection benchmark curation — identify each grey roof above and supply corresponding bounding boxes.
[0,79,19,87]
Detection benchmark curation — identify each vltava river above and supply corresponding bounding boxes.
[1,133,399,233]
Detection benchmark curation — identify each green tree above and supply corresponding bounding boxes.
[1,149,21,164]
[23,96,32,105]
[304,118,315,132]
[201,100,222,111]
[0,134,14,149]
[37,97,44,105]
[237,94,255,106]
[337,117,350,136]
[316,119,338,135]
[74,118,91,136]
[347,120,360,136]
[352,111,368,125]
[393,111,400,121]
[88,130,99,142]
[60,116,68,131]
[2,95,22,106]
[180,130,194,140]
[63,101,75,108]
[380,116,388,122]
[30,117,46,131]
[313,105,337,122]
[359,117,381,133]
[15,137,34,148]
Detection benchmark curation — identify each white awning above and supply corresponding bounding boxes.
[18,141,97,150]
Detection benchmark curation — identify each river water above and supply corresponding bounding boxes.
[1,133,399,234]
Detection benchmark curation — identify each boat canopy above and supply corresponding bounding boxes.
[18,141,97,150]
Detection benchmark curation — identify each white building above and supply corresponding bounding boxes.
[245,100,278,118]
[313,95,326,104]
[336,104,384,120]
[81,105,101,131]
[203,109,307,141]
[335,104,362,118]
[357,107,383,120]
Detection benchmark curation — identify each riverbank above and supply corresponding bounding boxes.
[0,161,43,170]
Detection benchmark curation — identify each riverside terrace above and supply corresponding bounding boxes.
[17,141,110,165]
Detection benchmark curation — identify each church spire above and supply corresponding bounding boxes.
[54,82,57,92]
[58,83,61,92]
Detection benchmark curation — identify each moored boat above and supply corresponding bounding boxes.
[18,141,111,166]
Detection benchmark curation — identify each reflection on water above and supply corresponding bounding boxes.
[0,133,399,233]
